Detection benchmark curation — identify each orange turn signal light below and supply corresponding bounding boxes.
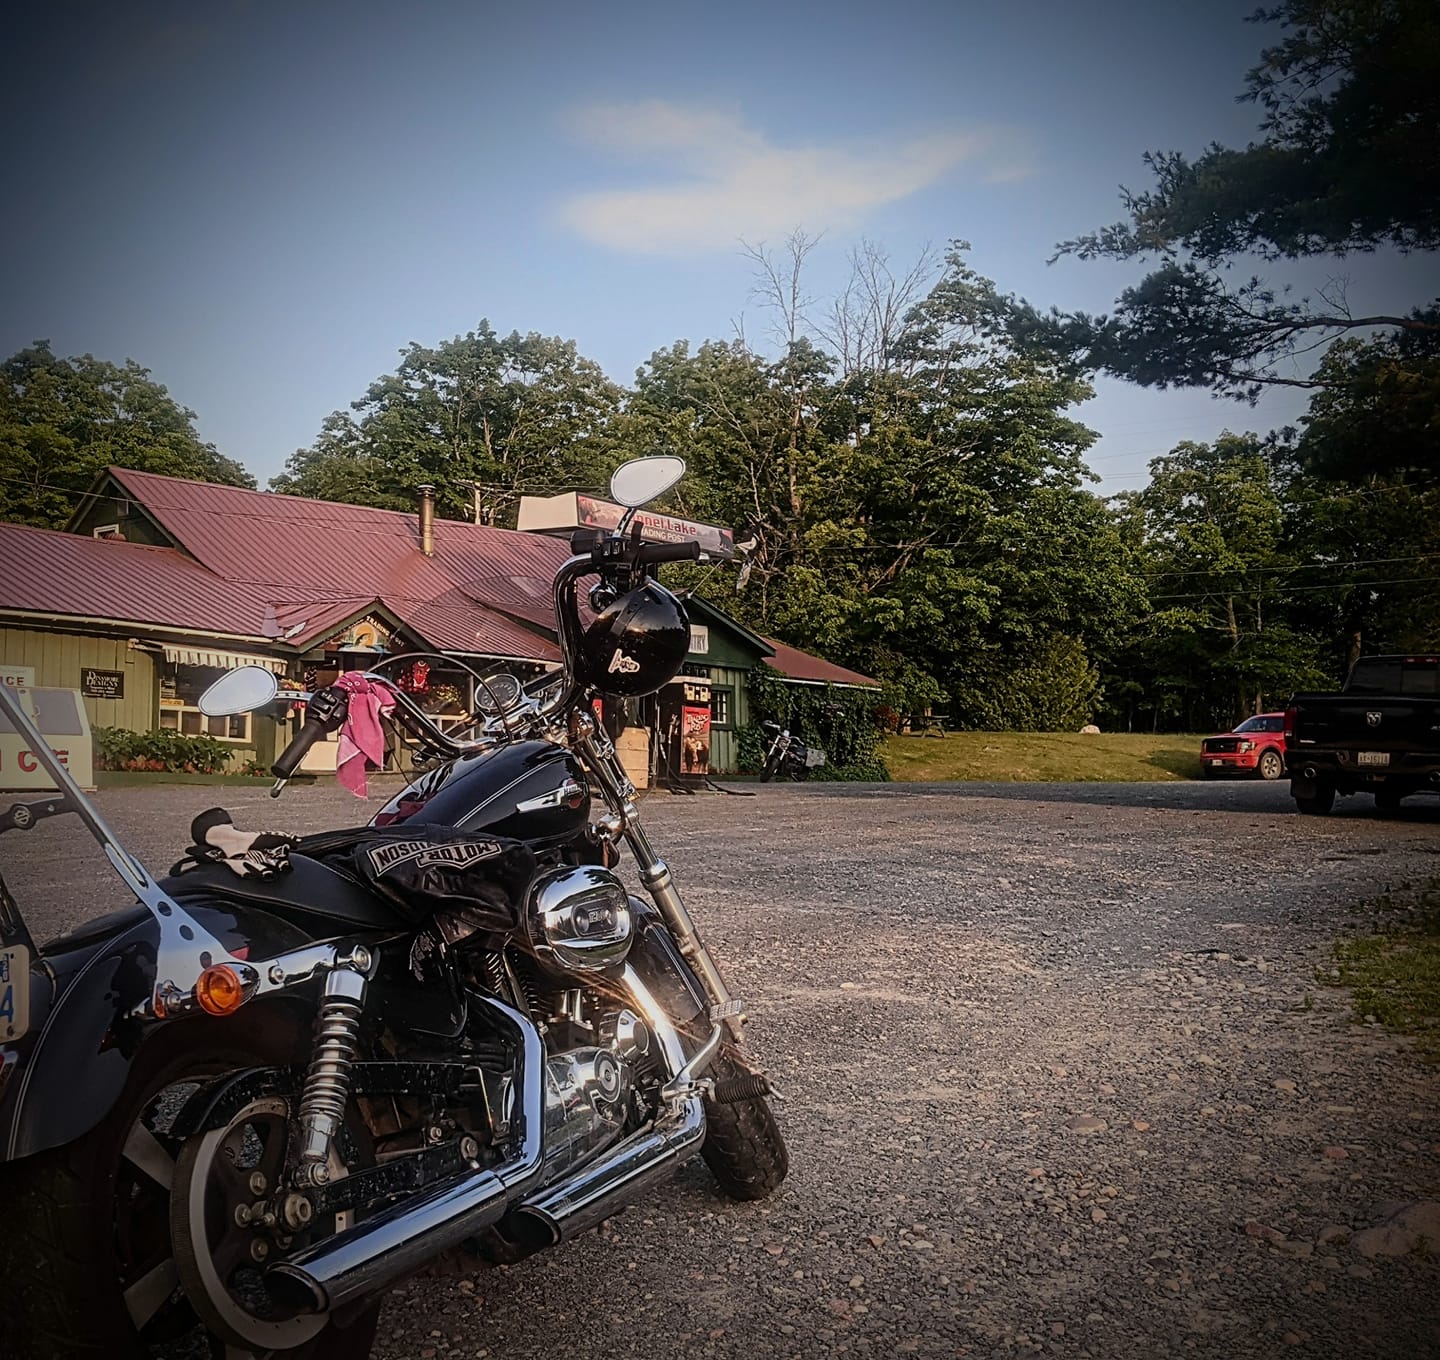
[195,965,248,1017]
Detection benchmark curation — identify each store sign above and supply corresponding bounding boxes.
[681,684,712,776]
[81,668,125,700]
[688,625,709,655]
[517,492,734,557]
[0,666,35,692]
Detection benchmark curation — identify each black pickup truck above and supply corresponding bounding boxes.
[1285,654,1440,815]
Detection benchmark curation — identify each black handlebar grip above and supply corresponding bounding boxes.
[635,539,704,565]
[271,687,348,780]
[271,715,331,780]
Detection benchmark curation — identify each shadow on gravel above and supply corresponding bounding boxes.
[793,779,1440,821]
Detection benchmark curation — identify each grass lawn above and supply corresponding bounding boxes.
[881,731,1206,782]
[1326,880,1440,1063]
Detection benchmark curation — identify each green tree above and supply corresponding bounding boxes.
[1121,435,1328,729]
[632,244,1148,724]
[1276,470,1440,671]
[273,322,622,522]
[0,341,253,528]
[1015,0,1439,401]
[1284,315,1440,483]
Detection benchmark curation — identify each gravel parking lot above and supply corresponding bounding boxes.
[5,779,1440,1359]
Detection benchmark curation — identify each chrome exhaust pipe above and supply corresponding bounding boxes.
[268,965,712,1311]
[267,994,545,1315]
[501,964,711,1250]
[505,1093,704,1249]
[1302,765,1318,780]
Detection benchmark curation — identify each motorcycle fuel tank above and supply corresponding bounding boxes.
[371,740,590,847]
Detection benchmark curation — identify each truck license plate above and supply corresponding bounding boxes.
[1356,751,1390,767]
[0,944,29,1042]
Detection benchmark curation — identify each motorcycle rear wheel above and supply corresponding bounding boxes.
[0,1005,380,1360]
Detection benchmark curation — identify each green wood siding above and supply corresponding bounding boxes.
[699,663,751,772]
[0,626,157,732]
[71,478,175,546]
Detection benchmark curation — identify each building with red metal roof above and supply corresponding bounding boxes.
[0,467,875,776]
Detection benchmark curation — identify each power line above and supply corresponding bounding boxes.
[1143,553,1440,580]
[1149,573,1439,603]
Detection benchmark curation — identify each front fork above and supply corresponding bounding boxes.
[576,717,745,1042]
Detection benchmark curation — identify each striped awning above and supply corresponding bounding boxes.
[161,645,288,674]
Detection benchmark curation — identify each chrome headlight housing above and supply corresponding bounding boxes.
[526,865,633,973]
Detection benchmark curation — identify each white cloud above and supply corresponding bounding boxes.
[558,101,1023,254]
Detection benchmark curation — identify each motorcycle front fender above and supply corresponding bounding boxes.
[0,902,310,1163]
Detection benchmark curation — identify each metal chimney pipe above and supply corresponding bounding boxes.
[417,484,435,556]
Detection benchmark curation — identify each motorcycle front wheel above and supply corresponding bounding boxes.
[697,1043,789,1200]
[0,1005,380,1360]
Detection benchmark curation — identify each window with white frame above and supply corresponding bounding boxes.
[159,666,253,741]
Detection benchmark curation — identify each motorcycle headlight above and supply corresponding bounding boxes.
[526,865,633,973]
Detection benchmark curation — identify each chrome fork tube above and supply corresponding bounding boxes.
[578,724,744,1039]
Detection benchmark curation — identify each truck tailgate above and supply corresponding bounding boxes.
[1291,696,1440,751]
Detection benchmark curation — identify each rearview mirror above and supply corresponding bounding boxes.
[610,456,685,509]
[199,666,280,716]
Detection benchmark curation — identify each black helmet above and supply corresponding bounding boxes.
[580,581,690,696]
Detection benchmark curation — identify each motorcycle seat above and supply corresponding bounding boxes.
[159,853,408,932]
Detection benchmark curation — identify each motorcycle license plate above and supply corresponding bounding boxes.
[0,944,29,1042]
[1356,751,1390,767]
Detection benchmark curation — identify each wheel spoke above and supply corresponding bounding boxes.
[122,1121,176,1191]
[122,1256,178,1328]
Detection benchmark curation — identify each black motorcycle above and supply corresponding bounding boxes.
[0,457,787,1359]
[758,720,825,783]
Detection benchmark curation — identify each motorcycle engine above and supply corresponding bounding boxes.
[539,1004,651,1180]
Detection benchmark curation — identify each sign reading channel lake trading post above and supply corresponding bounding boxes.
[517,492,734,558]
[80,668,125,700]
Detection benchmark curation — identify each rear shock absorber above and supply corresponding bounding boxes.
[293,959,370,1187]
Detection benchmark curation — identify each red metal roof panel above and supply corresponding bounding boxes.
[762,637,879,688]
[106,468,571,633]
[0,521,273,637]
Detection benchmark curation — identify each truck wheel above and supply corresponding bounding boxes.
[1294,783,1335,816]
[1257,749,1284,781]
[1375,789,1404,813]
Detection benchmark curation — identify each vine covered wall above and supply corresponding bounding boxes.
[744,664,889,781]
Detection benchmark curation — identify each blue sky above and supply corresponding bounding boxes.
[3,1,1427,495]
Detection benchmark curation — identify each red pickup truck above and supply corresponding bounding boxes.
[1200,713,1287,780]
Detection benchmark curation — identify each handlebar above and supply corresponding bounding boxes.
[268,529,706,795]
[634,539,703,566]
[270,685,349,792]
